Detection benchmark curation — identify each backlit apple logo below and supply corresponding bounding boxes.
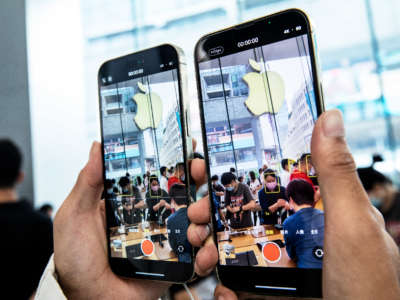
[132,82,163,130]
[242,58,285,116]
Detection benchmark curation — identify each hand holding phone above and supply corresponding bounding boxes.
[188,110,400,300]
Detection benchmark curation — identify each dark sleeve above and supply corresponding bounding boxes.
[280,186,288,200]
[243,184,253,203]
[258,189,266,210]
[162,189,170,202]
[283,218,296,260]
[224,192,231,207]
[167,217,177,251]
[33,218,53,287]
[145,192,152,208]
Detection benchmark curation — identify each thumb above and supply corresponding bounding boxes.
[311,109,370,213]
[71,141,104,211]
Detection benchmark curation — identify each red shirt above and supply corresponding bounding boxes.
[167,176,182,192]
[290,171,315,189]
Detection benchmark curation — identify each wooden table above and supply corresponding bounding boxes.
[110,222,177,262]
[217,225,296,268]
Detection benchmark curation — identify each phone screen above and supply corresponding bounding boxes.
[196,11,324,279]
[98,46,193,281]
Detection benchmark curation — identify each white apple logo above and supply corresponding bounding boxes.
[132,81,163,130]
[242,58,285,116]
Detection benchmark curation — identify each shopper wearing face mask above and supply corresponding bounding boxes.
[220,172,256,229]
[167,162,185,192]
[358,167,400,246]
[258,169,290,225]
[145,176,171,223]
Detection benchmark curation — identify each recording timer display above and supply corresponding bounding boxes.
[237,37,259,48]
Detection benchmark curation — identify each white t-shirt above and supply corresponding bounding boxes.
[249,179,261,201]
[160,176,168,192]
[280,169,290,188]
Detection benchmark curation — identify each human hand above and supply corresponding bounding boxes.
[311,109,400,299]
[53,141,210,299]
[188,110,400,300]
[54,142,168,299]
[159,199,166,206]
[277,199,287,208]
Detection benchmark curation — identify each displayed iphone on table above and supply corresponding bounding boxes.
[195,9,324,297]
[98,44,195,282]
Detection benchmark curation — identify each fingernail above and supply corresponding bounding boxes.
[199,225,210,241]
[322,110,345,137]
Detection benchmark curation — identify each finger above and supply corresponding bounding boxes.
[191,158,207,187]
[192,138,197,152]
[194,236,218,276]
[311,110,371,213]
[214,284,238,300]
[188,195,210,224]
[187,223,210,247]
[71,141,104,210]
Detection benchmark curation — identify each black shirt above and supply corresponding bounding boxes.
[258,185,288,225]
[0,200,53,299]
[145,189,171,222]
[382,192,400,246]
[225,183,254,229]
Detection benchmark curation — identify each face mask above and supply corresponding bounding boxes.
[226,186,234,192]
[370,196,383,208]
[180,174,185,181]
[151,185,159,192]
[123,188,129,193]
[107,188,113,194]
[266,182,277,191]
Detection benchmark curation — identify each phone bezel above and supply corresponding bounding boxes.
[98,44,195,283]
[194,9,324,297]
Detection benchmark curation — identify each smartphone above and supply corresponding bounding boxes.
[195,9,324,297]
[98,44,195,282]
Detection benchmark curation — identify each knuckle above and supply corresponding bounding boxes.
[321,148,356,175]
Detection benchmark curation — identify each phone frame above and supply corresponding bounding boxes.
[98,44,195,283]
[194,9,324,297]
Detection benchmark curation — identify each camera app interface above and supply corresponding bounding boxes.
[199,32,324,269]
[100,65,192,264]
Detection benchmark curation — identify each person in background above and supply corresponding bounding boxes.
[119,176,145,223]
[290,153,315,188]
[143,171,150,190]
[280,158,292,188]
[121,198,137,225]
[0,139,53,299]
[135,175,146,201]
[168,162,185,191]
[146,176,171,223]
[258,170,289,225]
[168,166,174,178]
[230,167,236,174]
[167,184,192,263]
[283,179,324,268]
[238,175,244,183]
[248,170,262,225]
[105,179,121,226]
[211,174,225,204]
[159,166,168,192]
[258,168,264,185]
[221,172,255,229]
[39,203,53,219]
[262,164,268,172]
[358,167,400,245]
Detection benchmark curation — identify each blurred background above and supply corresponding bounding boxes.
[1,0,399,213]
